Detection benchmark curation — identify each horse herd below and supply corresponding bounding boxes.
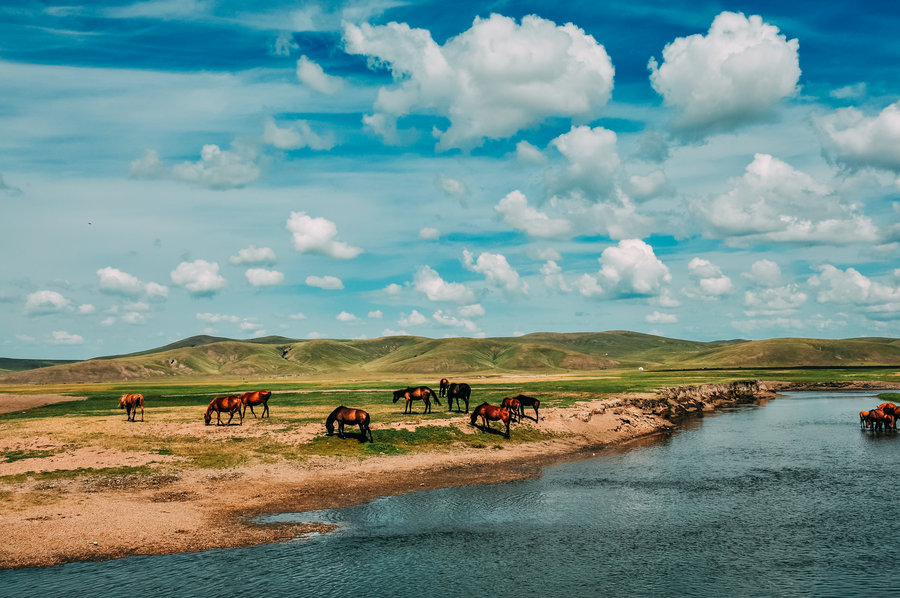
[117,378,541,442]
[859,401,898,432]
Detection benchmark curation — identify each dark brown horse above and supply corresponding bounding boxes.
[393,386,440,414]
[240,390,272,418]
[118,393,144,422]
[512,394,540,421]
[205,395,243,426]
[470,402,510,438]
[439,378,450,398]
[325,406,374,442]
[501,396,522,422]
[447,382,471,413]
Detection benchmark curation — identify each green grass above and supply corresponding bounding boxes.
[1,449,58,463]
[877,392,900,401]
[0,465,157,484]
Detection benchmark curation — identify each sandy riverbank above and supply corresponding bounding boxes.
[0,380,851,570]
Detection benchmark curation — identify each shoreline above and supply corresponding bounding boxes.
[2,380,893,570]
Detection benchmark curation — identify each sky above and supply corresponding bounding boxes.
[2,0,900,359]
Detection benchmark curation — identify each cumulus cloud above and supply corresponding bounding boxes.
[419,227,439,240]
[684,258,733,300]
[288,312,307,320]
[263,117,336,151]
[50,330,84,345]
[170,260,226,296]
[286,211,363,259]
[25,290,71,316]
[646,311,678,324]
[495,190,571,238]
[743,259,782,287]
[549,125,620,199]
[433,309,478,332]
[131,145,260,190]
[398,309,427,327]
[808,265,900,311]
[515,140,547,164]
[744,285,807,316]
[574,239,672,298]
[458,304,485,318]
[413,266,474,303]
[97,267,168,298]
[245,268,284,287]
[296,55,343,94]
[197,313,241,324]
[541,260,570,292]
[627,170,672,201]
[271,31,299,56]
[229,245,276,265]
[435,175,469,204]
[462,249,527,294]
[648,11,800,136]
[701,154,879,245]
[306,275,344,290]
[343,13,614,149]
[368,310,383,319]
[815,100,900,172]
[336,311,358,322]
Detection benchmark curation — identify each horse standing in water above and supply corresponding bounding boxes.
[447,382,471,413]
[240,390,272,418]
[513,394,540,421]
[439,378,450,398]
[325,406,374,442]
[470,402,511,438]
[118,393,144,422]
[204,395,244,426]
[501,396,522,422]
[393,386,440,414]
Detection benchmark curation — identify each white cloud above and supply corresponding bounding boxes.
[495,190,571,238]
[549,125,620,198]
[808,265,900,309]
[383,283,403,295]
[131,144,260,190]
[419,227,439,240]
[337,311,358,322]
[263,117,336,151]
[462,249,527,293]
[515,140,547,164]
[744,285,807,316]
[229,245,276,265]
[306,275,344,290]
[170,260,226,295]
[743,259,782,287]
[245,268,284,287]
[435,175,469,203]
[433,309,478,332]
[271,31,299,56]
[412,265,474,303]
[815,100,900,172]
[49,330,84,345]
[575,239,672,298]
[197,313,240,323]
[97,267,168,298]
[541,260,570,292]
[368,310,383,319]
[399,309,427,327]
[627,170,671,201]
[382,328,409,337]
[77,304,95,315]
[684,258,733,300]
[702,154,879,245]
[648,11,800,136]
[288,312,307,320]
[25,290,71,316]
[121,311,146,324]
[343,13,614,149]
[646,311,678,324]
[296,55,343,94]
[830,82,867,100]
[458,304,485,318]
[286,211,363,259]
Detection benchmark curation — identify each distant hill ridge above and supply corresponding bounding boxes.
[1,332,898,384]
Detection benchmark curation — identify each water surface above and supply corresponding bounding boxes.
[4,391,899,597]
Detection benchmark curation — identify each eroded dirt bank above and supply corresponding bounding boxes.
[0,380,812,570]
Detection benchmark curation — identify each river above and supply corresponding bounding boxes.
[3,390,899,597]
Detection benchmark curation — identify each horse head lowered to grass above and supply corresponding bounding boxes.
[326,406,373,442]
[205,395,243,426]
[470,402,511,438]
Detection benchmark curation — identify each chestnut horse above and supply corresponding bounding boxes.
[470,402,511,438]
[860,410,871,429]
[240,390,272,418]
[393,386,440,414]
[204,395,243,426]
[118,393,144,422]
[501,396,522,422]
[325,406,374,442]
[439,378,450,398]
[447,382,471,413]
[512,394,540,421]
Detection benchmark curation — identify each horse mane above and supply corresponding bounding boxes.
[326,405,346,433]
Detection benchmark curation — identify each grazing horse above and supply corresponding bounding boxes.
[393,386,440,414]
[325,406,374,442]
[204,395,244,426]
[865,409,888,432]
[470,403,511,438]
[513,394,540,421]
[501,397,522,422]
[447,382,471,413]
[439,378,450,398]
[118,393,144,422]
[240,390,272,418]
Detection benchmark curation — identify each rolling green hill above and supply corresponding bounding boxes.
[1,332,898,384]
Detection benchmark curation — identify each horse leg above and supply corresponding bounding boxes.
[263,401,269,418]
[140,403,144,422]
[338,421,345,439]
[425,399,431,414]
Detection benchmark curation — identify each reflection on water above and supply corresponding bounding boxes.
[4,391,900,597]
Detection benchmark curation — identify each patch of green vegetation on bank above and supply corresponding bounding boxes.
[0,465,157,484]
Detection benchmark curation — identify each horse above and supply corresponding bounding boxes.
[447,382,471,413]
[240,390,272,418]
[470,402,511,438]
[325,406,374,442]
[865,409,887,432]
[878,403,898,418]
[392,386,440,414]
[512,394,540,421]
[860,410,871,429]
[501,396,522,422]
[204,395,244,426]
[118,393,144,422]
[439,378,450,398]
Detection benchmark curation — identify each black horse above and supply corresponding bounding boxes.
[447,382,471,413]
[513,394,540,421]
[392,386,440,414]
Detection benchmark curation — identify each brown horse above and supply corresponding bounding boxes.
[393,386,440,414]
[470,402,510,438]
[512,394,540,421]
[240,390,272,418]
[118,393,144,422]
[860,410,871,429]
[205,395,243,426]
[439,378,450,398]
[501,396,522,422]
[326,406,374,442]
[447,382,471,413]
[864,408,891,432]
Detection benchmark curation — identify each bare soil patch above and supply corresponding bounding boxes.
[0,393,86,415]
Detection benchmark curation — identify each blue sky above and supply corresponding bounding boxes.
[2,0,899,359]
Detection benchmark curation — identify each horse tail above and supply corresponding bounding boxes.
[425,386,440,406]
[326,406,343,434]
